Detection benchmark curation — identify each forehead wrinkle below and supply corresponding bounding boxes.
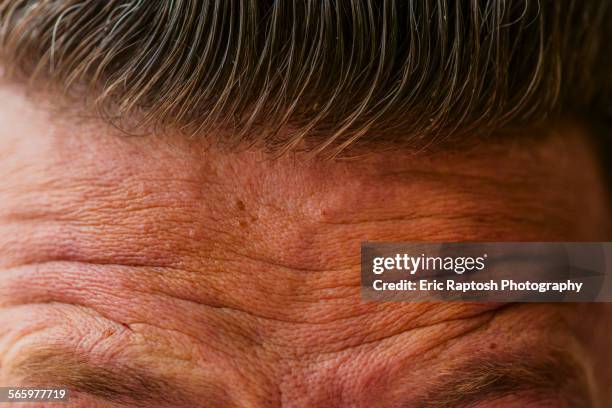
[2,271,509,361]
[1,272,520,408]
[0,88,607,275]
[367,305,597,408]
[0,262,605,406]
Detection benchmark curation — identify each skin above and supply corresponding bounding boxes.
[0,85,611,407]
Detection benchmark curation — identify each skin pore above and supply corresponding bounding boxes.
[0,84,611,408]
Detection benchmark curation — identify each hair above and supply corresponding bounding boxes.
[0,1,610,155]
[10,345,189,405]
[413,349,594,408]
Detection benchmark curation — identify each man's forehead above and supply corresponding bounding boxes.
[0,88,610,406]
[0,86,604,349]
[0,1,610,406]
[0,286,594,407]
[1,106,608,257]
[0,85,609,279]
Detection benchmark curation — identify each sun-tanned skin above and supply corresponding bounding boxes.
[0,85,611,408]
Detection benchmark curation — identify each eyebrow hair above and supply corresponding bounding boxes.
[12,345,594,407]
[412,349,593,408]
[0,1,610,156]
[9,345,204,407]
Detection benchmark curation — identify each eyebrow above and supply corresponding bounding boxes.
[412,349,593,408]
[11,345,593,407]
[8,346,219,407]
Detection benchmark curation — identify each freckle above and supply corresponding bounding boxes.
[489,342,497,350]
[102,328,115,338]
[239,220,248,228]
[236,199,246,211]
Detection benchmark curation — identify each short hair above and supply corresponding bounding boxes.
[0,1,610,154]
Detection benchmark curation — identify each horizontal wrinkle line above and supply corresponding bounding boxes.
[320,211,573,227]
[124,287,509,357]
[131,282,510,334]
[116,320,247,354]
[427,303,514,350]
[126,285,368,326]
[0,259,178,271]
[0,272,339,327]
[0,203,203,219]
[380,167,529,185]
[319,212,480,226]
[1,255,354,276]
[0,299,256,352]
[0,299,135,334]
[298,304,511,357]
[220,246,352,273]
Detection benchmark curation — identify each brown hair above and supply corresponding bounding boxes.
[0,1,610,154]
